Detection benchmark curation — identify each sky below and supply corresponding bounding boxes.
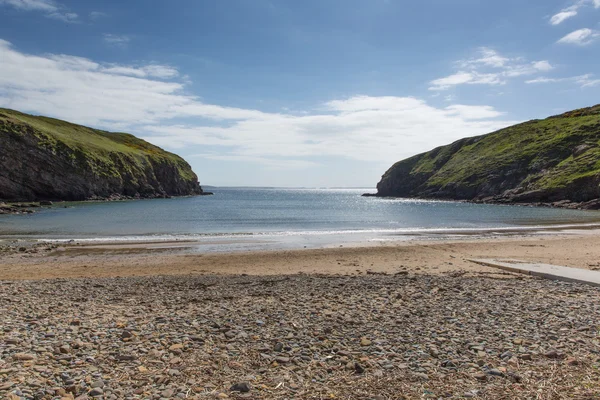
[0,0,599,187]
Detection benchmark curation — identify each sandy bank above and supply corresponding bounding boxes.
[1,233,599,280]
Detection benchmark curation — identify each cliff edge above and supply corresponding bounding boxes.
[0,108,206,201]
[375,104,600,209]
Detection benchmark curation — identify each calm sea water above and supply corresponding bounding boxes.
[1,188,600,251]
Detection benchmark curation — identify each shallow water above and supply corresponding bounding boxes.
[1,188,600,250]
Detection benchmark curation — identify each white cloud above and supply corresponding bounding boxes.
[0,0,78,22]
[557,28,600,45]
[576,74,600,87]
[103,34,131,48]
[89,11,107,19]
[0,39,518,167]
[429,48,552,90]
[445,105,504,119]
[429,71,505,91]
[525,74,600,88]
[549,0,600,25]
[0,0,55,11]
[102,64,179,79]
[190,154,321,170]
[550,10,578,25]
[525,77,562,84]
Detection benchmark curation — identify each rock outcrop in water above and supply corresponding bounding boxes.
[374,104,600,209]
[0,108,207,201]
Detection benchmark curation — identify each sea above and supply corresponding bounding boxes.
[1,187,600,252]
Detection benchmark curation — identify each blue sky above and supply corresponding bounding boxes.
[0,0,599,187]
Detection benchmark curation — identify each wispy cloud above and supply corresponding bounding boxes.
[103,34,131,48]
[526,74,600,88]
[0,0,78,22]
[557,28,600,45]
[103,64,179,79]
[550,10,578,25]
[549,0,600,25]
[89,11,107,20]
[429,48,552,91]
[0,39,517,168]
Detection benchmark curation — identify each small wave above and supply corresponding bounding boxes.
[35,222,600,243]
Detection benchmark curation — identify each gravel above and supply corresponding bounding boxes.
[1,272,599,399]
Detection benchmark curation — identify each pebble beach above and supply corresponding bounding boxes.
[1,268,599,399]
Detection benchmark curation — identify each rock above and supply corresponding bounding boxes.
[565,357,580,366]
[544,349,563,359]
[13,353,36,361]
[474,372,487,381]
[120,330,133,339]
[413,372,429,380]
[360,337,372,346]
[230,382,251,393]
[354,363,365,374]
[89,388,103,397]
[275,356,290,364]
[169,343,184,351]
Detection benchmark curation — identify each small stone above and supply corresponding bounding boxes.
[89,388,103,397]
[413,372,429,380]
[14,353,36,361]
[162,388,175,398]
[273,342,283,352]
[354,363,365,374]
[565,357,579,366]
[487,368,504,377]
[474,372,487,381]
[544,350,562,359]
[169,343,184,351]
[360,338,372,346]
[275,356,290,364]
[117,354,135,361]
[230,382,251,393]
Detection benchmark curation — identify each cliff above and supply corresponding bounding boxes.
[0,108,206,201]
[375,104,600,209]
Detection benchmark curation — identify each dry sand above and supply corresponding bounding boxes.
[1,232,600,280]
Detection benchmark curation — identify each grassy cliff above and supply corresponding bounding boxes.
[376,104,600,208]
[0,108,204,201]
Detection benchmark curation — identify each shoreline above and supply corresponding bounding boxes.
[364,193,600,211]
[1,230,600,281]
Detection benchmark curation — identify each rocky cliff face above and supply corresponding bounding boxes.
[0,109,205,201]
[375,105,600,209]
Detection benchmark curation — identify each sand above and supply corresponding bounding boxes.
[1,232,600,280]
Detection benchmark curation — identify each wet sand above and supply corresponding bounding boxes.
[1,232,600,280]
